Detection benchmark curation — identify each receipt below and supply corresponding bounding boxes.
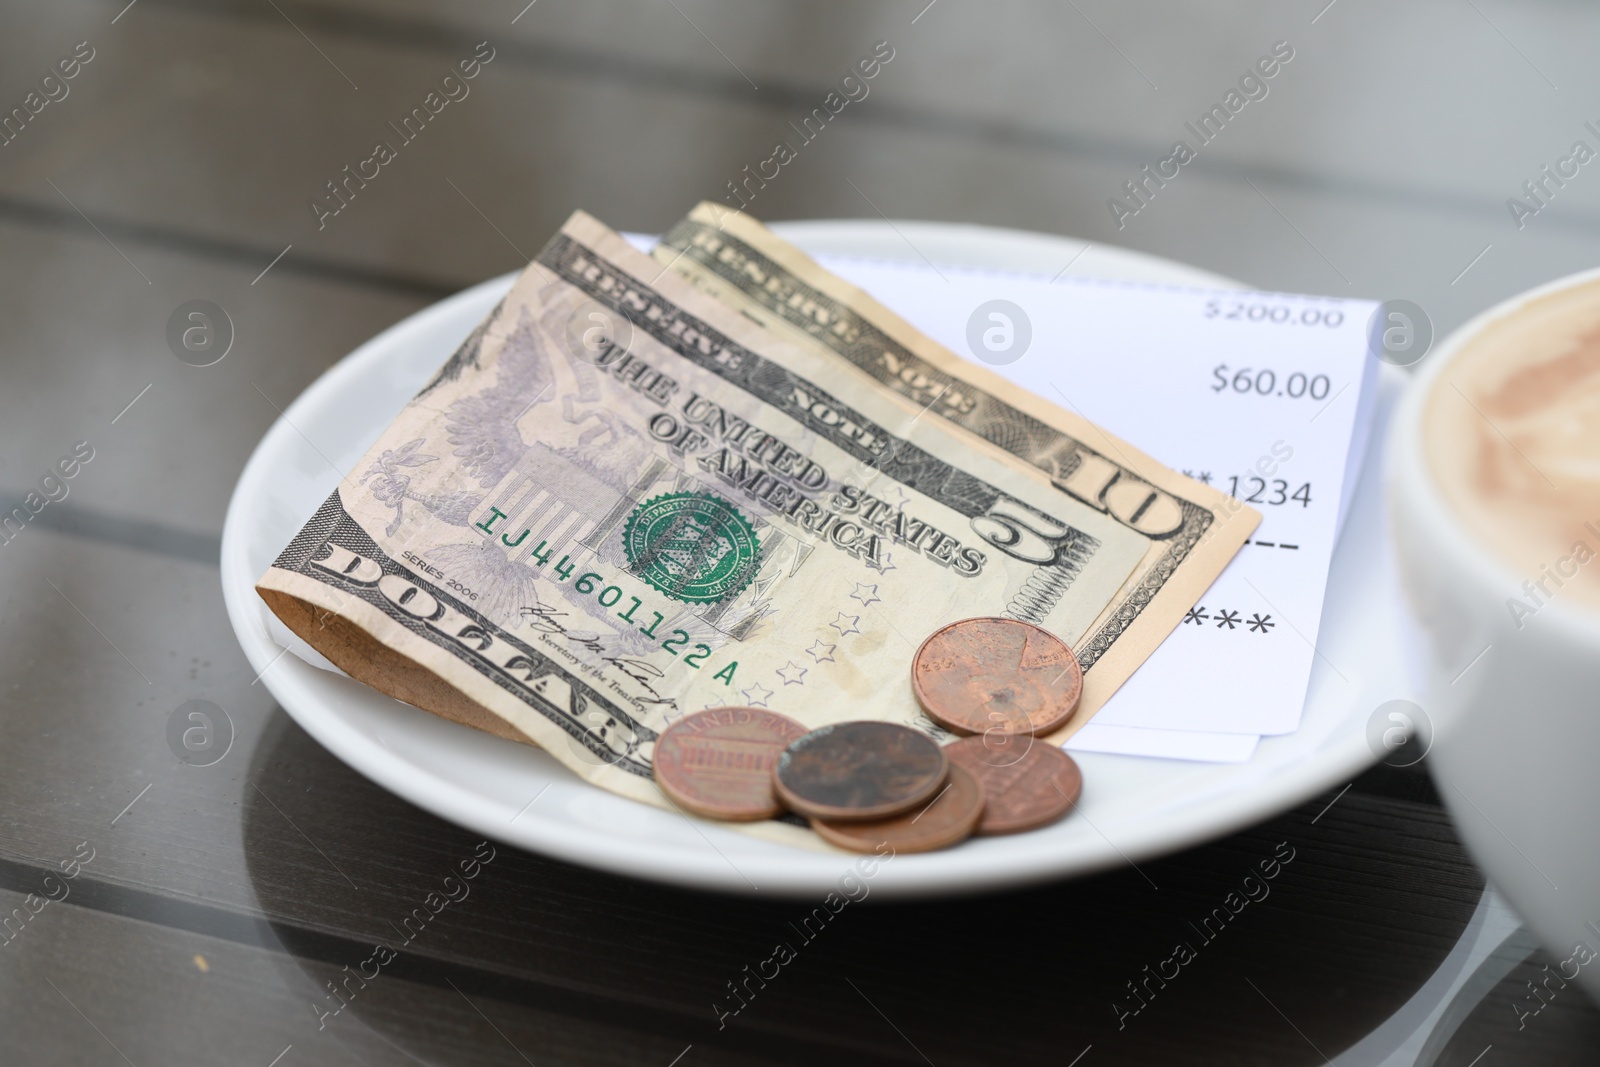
[812,253,1380,742]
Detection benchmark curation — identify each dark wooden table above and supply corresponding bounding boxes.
[3,2,1597,1062]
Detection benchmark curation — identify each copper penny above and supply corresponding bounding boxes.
[652,707,808,820]
[773,722,947,821]
[911,617,1083,736]
[944,734,1081,834]
[811,764,985,853]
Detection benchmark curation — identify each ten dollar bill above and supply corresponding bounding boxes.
[653,203,1260,733]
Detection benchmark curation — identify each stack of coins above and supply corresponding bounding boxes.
[651,616,1085,853]
[911,617,1084,839]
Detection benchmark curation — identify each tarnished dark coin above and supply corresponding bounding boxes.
[653,707,808,821]
[773,722,947,821]
[944,734,1081,834]
[911,617,1083,736]
[812,764,985,854]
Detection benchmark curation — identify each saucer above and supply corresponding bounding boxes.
[220,221,1411,897]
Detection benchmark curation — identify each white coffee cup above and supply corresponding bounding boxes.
[1388,267,1600,1000]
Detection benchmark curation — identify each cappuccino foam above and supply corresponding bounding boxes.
[1425,276,1600,613]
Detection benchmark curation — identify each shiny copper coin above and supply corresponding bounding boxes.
[653,707,808,820]
[911,617,1083,736]
[812,764,985,853]
[944,734,1082,834]
[773,722,947,821]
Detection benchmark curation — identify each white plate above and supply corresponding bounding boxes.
[221,222,1411,898]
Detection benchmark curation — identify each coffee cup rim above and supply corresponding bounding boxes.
[1388,265,1600,644]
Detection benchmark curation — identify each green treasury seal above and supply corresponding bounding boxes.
[622,491,762,604]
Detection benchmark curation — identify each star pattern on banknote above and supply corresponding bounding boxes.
[830,612,862,637]
[806,638,837,663]
[740,683,774,708]
[1215,609,1241,630]
[1183,605,1209,625]
[865,549,897,575]
[849,582,881,608]
[1246,613,1275,633]
[776,660,808,686]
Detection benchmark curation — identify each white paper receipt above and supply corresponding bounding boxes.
[812,253,1380,754]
